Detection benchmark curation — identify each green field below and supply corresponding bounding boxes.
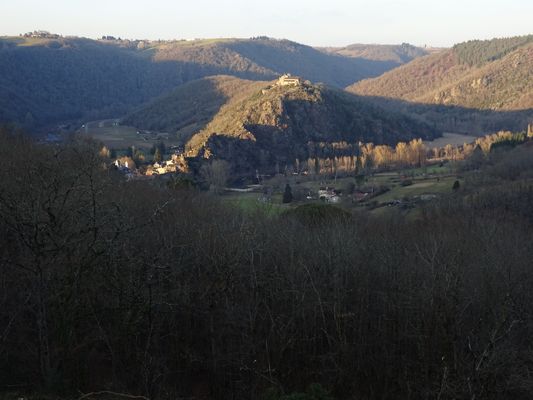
[221,192,287,216]
[222,166,461,216]
[372,176,459,203]
[81,119,181,150]
[426,132,478,148]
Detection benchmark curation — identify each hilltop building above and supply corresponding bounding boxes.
[23,30,61,39]
[277,74,302,87]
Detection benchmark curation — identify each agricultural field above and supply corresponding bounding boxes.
[80,119,182,150]
[371,176,459,203]
[222,163,460,216]
[221,192,287,216]
[426,132,478,148]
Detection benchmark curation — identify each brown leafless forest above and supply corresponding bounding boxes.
[1,127,533,400]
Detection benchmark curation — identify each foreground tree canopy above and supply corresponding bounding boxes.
[1,127,533,400]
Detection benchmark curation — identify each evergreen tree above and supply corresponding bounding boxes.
[282,183,293,203]
[452,180,460,191]
[133,149,145,164]
[154,148,162,163]
[158,141,167,156]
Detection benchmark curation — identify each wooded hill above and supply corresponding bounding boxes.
[123,76,268,143]
[179,78,437,175]
[348,35,533,111]
[0,36,424,130]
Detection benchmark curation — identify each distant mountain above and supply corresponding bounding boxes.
[152,37,399,86]
[181,77,437,174]
[348,36,533,111]
[0,36,407,130]
[319,42,430,64]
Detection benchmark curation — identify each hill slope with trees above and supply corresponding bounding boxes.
[4,127,533,399]
[0,36,419,130]
[183,78,437,175]
[122,75,268,144]
[347,35,533,111]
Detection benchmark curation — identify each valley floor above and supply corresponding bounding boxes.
[222,162,461,216]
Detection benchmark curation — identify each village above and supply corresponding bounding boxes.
[110,143,460,215]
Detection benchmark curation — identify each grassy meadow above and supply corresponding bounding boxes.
[81,119,181,150]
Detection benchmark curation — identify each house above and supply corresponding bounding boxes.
[114,157,136,171]
[318,187,341,203]
[277,74,302,87]
[353,191,369,202]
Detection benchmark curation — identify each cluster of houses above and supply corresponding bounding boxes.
[318,187,342,203]
[145,158,179,176]
[113,158,137,180]
[317,187,376,204]
[113,153,188,179]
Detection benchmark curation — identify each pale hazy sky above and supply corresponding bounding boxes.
[1,0,532,47]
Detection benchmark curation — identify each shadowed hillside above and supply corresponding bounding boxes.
[122,76,268,143]
[0,37,191,129]
[353,96,533,136]
[0,36,410,130]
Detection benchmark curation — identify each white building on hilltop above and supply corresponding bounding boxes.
[277,74,302,87]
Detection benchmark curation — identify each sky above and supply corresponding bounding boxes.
[1,0,532,47]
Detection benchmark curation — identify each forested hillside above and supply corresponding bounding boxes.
[182,79,437,175]
[348,35,533,111]
[3,128,533,399]
[123,76,268,143]
[0,38,188,129]
[346,36,533,134]
[0,36,412,130]
[454,35,533,66]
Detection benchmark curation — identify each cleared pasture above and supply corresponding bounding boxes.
[426,132,478,148]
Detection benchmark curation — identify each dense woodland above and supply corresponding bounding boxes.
[2,126,533,400]
[183,81,438,178]
[453,35,533,66]
[348,35,533,116]
[0,37,420,130]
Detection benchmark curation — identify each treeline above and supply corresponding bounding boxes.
[2,128,533,399]
[293,131,530,176]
